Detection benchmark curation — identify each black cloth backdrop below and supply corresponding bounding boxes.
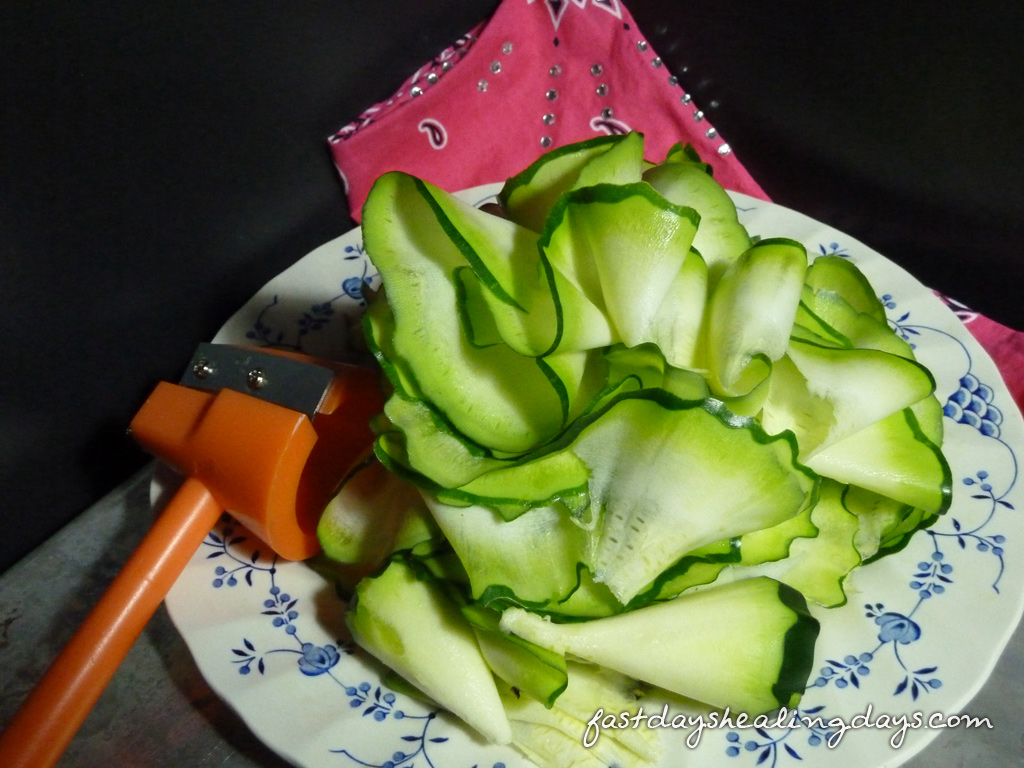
[2,0,1022,572]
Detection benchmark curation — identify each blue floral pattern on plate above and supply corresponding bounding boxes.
[163,187,1024,768]
[244,243,378,353]
[202,516,495,768]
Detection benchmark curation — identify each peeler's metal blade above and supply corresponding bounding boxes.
[180,343,335,419]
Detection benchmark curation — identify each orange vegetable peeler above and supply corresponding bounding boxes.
[0,343,383,768]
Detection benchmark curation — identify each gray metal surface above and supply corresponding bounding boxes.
[181,343,336,420]
[1,465,1021,766]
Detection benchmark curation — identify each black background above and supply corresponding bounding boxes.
[3,0,1022,573]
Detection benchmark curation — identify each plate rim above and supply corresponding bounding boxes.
[165,184,1024,768]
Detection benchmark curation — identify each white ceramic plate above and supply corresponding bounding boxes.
[165,185,1024,768]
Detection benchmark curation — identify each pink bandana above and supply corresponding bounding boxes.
[328,0,766,220]
[328,0,1023,415]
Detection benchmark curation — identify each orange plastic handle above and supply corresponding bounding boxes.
[130,359,381,561]
[129,381,321,560]
[0,360,381,767]
[0,477,219,768]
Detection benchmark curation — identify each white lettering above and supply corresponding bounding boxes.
[577,705,993,751]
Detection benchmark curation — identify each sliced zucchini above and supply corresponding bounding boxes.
[347,134,954,756]
[870,507,943,562]
[419,182,559,357]
[500,134,626,232]
[346,559,512,744]
[643,158,753,287]
[453,266,504,348]
[540,182,699,350]
[498,662,661,767]
[793,295,851,348]
[461,604,568,709]
[544,567,623,619]
[625,538,741,608]
[912,393,945,447]
[769,338,937,456]
[572,129,646,190]
[363,171,565,454]
[718,479,861,607]
[379,391,504,488]
[803,287,915,358]
[844,483,916,561]
[435,447,590,522]
[739,501,819,566]
[423,496,591,609]
[544,662,660,761]
[538,348,610,425]
[362,292,420,397]
[806,406,952,513]
[317,457,438,568]
[663,140,703,164]
[648,247,709,369]
[805,255,887,324]
[500,576,819,714]
[704,238,807,397]
[571,391,816,603]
